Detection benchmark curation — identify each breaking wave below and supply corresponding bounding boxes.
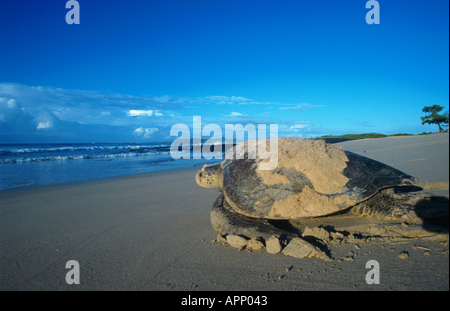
[0,143,172,164]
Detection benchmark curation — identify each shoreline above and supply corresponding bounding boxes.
[1,133,448,291]
[0,164,203,194]
[1,132,447,192]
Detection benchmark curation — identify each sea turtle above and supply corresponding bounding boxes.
[196,138,449,259]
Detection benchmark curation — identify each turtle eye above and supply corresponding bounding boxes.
[199,172,203,178]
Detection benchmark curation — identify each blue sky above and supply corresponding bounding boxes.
[0,0,448,143]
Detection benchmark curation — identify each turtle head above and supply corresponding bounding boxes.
[196,164,223,190]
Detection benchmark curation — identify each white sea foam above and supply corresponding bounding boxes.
[0,150,171,164]
[0,144,168,154]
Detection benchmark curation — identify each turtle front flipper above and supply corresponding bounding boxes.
[211,193,331,260]
[210,194,295,240]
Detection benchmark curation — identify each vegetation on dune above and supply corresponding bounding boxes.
[310,105,448,143]
[310,133,427,144]
[421,105,449,133]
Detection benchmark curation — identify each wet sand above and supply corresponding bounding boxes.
[0,133,448,291]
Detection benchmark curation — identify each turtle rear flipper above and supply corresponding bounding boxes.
[351,202,418,221]
[352,188,449,225]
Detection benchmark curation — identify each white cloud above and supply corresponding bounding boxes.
[0,83,330,143]
[133,127,159,139]
[34,107,58,130]
[279,121,311,133]
[206,96,250,102]
[6,98,16,108]
[229,112,243,117]
[133,127,145,135]
[0,83,183,142]
[0,83,179,124]
[0,97,39,135]
[193,96,316,108]
[37,121,52,129]
[289,123,309,130]
[280,103,327,113]
[153,95,173,103]
[201,96,256,105]
[127,110,163,117]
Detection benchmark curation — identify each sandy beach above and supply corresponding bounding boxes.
[1,133,448,292]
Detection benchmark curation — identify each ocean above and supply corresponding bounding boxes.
[0,142,222,190]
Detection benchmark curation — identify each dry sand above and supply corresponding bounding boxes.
[0,133,448,291]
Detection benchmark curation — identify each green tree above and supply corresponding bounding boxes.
[421,105,449,132]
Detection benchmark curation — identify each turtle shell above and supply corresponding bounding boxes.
[221,138,418,219]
